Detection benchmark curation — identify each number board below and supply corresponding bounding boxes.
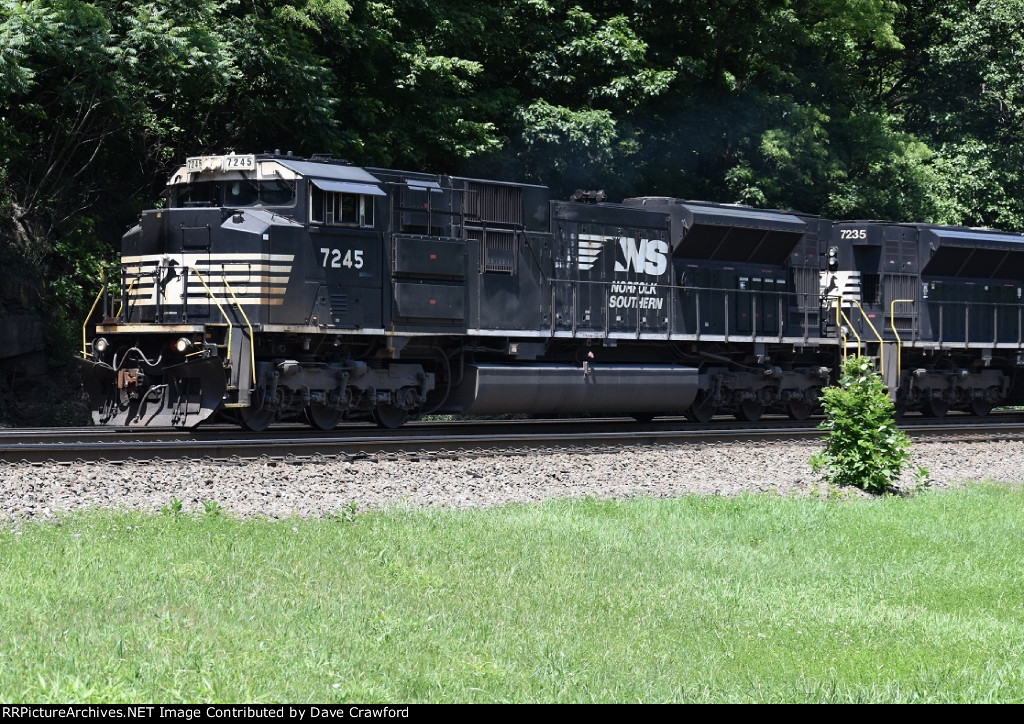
[185,155,256,173]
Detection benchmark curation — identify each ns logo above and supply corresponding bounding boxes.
[577,234,670,276]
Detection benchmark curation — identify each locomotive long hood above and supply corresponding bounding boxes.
[624,197,807,264]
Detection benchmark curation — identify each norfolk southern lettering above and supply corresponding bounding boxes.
[613,237,670,276]
[608,283,665,310]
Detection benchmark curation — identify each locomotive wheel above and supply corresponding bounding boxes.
[684,391,716,423]
[305,405,343,431]
[735,400,764,423]
[238,406,275,432]
[922,398,950,418]
[787,399,814,422]
[970,400,994,417]
[630,412,655,423]
[372,404,408,429]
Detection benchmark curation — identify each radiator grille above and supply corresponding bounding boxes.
[468,229,517,273]
[464,183,522,225]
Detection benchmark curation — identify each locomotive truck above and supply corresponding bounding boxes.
[77,152,1024,429]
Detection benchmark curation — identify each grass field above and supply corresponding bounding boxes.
[1,485,1023,703]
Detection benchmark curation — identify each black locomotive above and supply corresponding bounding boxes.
[77,152,1024,429]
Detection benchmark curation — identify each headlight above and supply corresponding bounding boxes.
[93,337,109,354]
[174,337,194,353]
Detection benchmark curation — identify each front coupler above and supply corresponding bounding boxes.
[79,355,227,427]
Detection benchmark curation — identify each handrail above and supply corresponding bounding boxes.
[115,277,136,318]
[221,274,257,385]
[851,300,884,373]
[81,285,106,358]
[188,269,234,367]
[890,299,915,382]
[834,297,862,358]
[544,276,833,340]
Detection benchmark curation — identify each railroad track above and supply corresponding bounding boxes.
[3,412,1024,464]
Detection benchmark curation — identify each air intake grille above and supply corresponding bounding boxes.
[464,183,522,225]
[482,230,516,273]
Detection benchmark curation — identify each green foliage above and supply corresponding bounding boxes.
[160,497,184,518]
[5,0,1024,234]
[810,356,914,493]
[345,500,358,521]
[2,0,1024,230]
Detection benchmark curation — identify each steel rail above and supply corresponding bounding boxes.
[3,417,1024,465]
[2,410,1023,445]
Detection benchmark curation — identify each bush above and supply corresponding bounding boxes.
[810,356,914,494]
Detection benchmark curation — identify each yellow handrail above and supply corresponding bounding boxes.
[221,274,257,385]
[852,300,885,374]
[834,297,862,358]
[890,299,915,382]
[189,269,234,367]
[81,285,105,358]
[115,277,136,318]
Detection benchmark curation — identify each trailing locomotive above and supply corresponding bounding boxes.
[78,152,1024,429]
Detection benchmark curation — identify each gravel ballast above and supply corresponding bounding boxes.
[1,439,1022,520]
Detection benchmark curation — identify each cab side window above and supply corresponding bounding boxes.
[310,187,375,228]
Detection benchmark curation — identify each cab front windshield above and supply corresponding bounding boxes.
[171,179,295,208]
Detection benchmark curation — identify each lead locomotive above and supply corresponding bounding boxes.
[78,153,1024,428]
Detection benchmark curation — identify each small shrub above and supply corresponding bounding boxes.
[810,356,917,494]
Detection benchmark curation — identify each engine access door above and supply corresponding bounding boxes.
[312,227,383,329]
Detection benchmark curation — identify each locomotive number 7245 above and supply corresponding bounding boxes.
[320,247,364,269]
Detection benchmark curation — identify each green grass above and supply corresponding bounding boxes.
[2,485,1024,702]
